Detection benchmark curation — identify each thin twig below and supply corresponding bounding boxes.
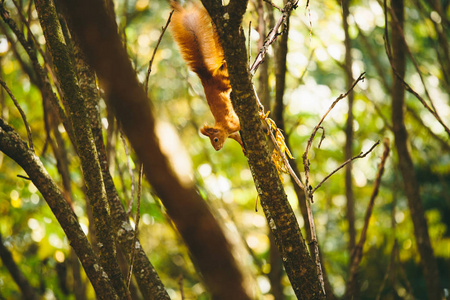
[384,0,437,112]
[11,0,64,98]
[17,174,31,180]
[302,72,365,201]
[121,132,136,215]
[247,20,252,68]
[396,70,450,137]
[250,0,299,75]
[263,0,282,11]
[145,10,173,94]
[300,72,366,296]
[346,138,389,297]
[317,126,325,148]
[375,240,398,300]
[0,78,34,152]
[178,274,185,300]
[127,163,143,288]
[253,84,305,191]
[312,140,380,194]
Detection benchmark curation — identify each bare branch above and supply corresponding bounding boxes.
[302,72,365,201]
[121,132,136,216]
[299,72,366,296]
[250,0,300,75]
[145,10,173,94]
[127,163,144,288]
[0,78,34,152]
[346,138,390,298]
[312,140,380,194]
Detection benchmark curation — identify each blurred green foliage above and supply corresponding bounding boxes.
[0,0,448,299]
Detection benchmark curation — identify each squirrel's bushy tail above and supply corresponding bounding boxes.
[170,1,225,81]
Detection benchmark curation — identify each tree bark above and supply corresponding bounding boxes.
[202,1,325,298]
[390,0,442,299]
[34,1,131,299]
[75,39,170,300]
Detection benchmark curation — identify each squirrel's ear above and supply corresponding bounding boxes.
[200,126,218,136]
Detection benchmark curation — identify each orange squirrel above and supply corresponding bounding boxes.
[170,1,243,151]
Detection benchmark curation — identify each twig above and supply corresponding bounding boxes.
[346,138,390,297]
[0,78,34,152]
[263,0,282,11]
[252,85,305,191]
[311,140,380,194]
[384,0,437,112]
[250,0,299,75]
[317,126,325,148]
[11,0,64,100]
[396,70,450,137]
[375,240,398,300]
[302,72,365,201]
[178,274,185,300]
[17,174,31,180]
[300,72,366,296]
[144,10,174,94]
[247,21,252,68]
[121,132,136,216]
[127,163,143,288]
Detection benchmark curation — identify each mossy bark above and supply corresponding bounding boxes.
[34,1,130,299]
[202,0,325,298]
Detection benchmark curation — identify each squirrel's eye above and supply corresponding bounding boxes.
[214,137,219,143]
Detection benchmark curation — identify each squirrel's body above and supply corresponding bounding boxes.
[170,2,243,151]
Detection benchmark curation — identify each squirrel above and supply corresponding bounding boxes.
[169,1,243,151]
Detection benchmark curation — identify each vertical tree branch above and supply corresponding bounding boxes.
[341,0,356,261]
[203,0,325,298]
[345,138,390,298]
[0,232,38,300]
[388,0,443,298]
[74,35,170,299]
[33,1,131,299]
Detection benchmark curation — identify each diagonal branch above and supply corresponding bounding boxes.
[0,118,119,300]
[311,140,380,194]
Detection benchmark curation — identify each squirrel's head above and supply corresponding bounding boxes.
[200,126,227,150]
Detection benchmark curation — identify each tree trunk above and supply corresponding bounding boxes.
[203,1,325,298]
[390,0,442,299]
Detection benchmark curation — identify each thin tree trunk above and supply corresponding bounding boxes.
[34,1,131,299]
[341,0,356,263]
[0,232,39,300]
[203,1,325,298]
[390,0,442,299]
[74,38,170,299]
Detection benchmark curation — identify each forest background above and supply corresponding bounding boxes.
[0,0,448,299]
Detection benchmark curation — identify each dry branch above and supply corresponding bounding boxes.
[0,78,34,152]
[346,138,390,298]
